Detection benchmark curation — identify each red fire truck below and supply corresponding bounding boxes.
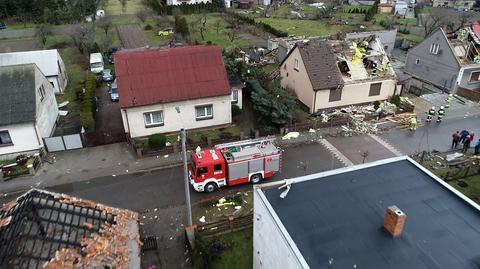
[188,138,282,192]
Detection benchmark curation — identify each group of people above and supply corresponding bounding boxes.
[409,95,453,131]
[452,130,480,154]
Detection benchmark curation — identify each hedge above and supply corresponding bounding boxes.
[148,134,167,150]
[81,76,97,132]
[154,0,225,15]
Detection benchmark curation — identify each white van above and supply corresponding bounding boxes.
[90,53,104,74]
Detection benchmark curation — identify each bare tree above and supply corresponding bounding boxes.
[97,16,112,36]
[423,13,442,36]
[227,27,239,44]
[136,9,151,23]
[36,23,52,47]
[198,12,207,40]
[119,0,127,12]
[69,23,94,54]
[215,19,221,34]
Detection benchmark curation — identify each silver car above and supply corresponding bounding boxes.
[102,69,114,82]
[109,79,119,102]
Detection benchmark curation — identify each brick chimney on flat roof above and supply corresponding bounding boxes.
[384,205,406,237]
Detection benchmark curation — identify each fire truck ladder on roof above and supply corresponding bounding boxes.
[215,136,276,151]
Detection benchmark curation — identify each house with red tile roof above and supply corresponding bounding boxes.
[115,45,239,138]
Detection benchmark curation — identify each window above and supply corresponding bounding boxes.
[0,131,12,145]
[384,45,388,51]
[195,105,213,120]
[415,59,420,65]
[50,82,55,88]
[143,111,164,127]
[214,164,222,172]
[231,90,238,103]
[38,85,46,101]
[329,88,342,102]
[197,166,208,177]
[369,83,382,96]
[294,58,299,71]
[430,43,440,54]
[469,71,480,82]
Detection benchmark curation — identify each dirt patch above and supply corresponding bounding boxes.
[0,38,39,52]
[116,24,149,49]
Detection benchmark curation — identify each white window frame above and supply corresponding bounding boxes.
[294,58,299,71]
[195,105,213,120]
[143,111,164,127]
[469,71,480,82]
[231,90,238,103]
[430,43,440,54]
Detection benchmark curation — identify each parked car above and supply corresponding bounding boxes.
[108,79,119,102]
[0,22,7,30]
[102,69,114,82]
[158,28,174,36]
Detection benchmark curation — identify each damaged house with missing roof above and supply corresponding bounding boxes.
[405,24,480,101]
[0,189,141,269]
[280,37,397,114]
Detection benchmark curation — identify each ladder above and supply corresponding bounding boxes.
[215,136,276,151]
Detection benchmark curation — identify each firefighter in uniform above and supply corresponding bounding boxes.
[445,94,453,108]
[426,106,436,123]
[409,116,417,131]
[437,106,445,123]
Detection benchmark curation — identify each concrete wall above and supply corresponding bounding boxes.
[35,67,59,138]
[280,47,315,113]
[405,29,460,91]
[122,95,232,138]
[0,123,40,158]
[314,79,396,111]
[253,189,305,269]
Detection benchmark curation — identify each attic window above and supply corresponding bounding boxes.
[294,59,299,71]
[430,43,440,55]
[338,61,350,77]
[0,130,13,145]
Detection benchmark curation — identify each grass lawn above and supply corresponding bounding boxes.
[398,32,424,43]
[56,47,87,112]
[204,229,253,269]
[398,18,417,26]
[104,0,144,15]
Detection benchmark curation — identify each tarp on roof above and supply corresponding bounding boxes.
[115,45,231,108]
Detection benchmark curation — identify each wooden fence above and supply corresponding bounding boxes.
[457,87,480,102]
[197,214,253,237]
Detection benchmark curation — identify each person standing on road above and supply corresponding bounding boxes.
[426,106,436,123]
[475,139,480,155]
[409,116,417,131]
[463,136,471,153]
[452,131,460,149]
[460,130,470,143]
[445,94,453,108]
[436,106,445,123]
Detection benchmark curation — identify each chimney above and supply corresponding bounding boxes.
[383,205,406,237]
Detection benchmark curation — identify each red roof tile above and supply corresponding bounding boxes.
[115,45,231,108]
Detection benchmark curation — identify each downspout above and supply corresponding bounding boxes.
[313,90,317,114]
[33,123,43,148]
[123,109,131,135]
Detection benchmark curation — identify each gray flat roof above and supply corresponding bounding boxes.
[262,158,480,269]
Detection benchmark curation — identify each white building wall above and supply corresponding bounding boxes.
[35,67,59,138]
[0,123,40,158]
[253,188,306,269]
[122,95,232,138]
[167,0,212,5]
[56,54,68,93]
[231,88,243,109]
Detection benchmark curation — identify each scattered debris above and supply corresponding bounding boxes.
[199,216,206,223]
[58,101,69,108]
[58,110,69,116]
[282,132,300,140]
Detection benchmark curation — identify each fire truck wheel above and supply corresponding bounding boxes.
[204,183,217,193]
[250,174,263,184]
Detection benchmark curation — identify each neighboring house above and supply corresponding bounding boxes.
[394,1,409,16]
[253,156,480,269]
[280,38,396,113]
[0,49,68,94]
[115,45,233,139]
[432,0,475,9]
[405,26,480,94]
[166,0,210,5]
[0,64,59,160]
[378,3,393,13]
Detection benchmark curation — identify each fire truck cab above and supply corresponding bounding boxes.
[189,138,281,192]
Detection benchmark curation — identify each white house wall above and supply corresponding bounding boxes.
[232,88,243,109]
[167,0,212,5]
[56,54,68,93]
[122,95,232,138]
[35,67,59,138]
[0,123,40,158]
[253,189,305,269]
[314,79,396,111]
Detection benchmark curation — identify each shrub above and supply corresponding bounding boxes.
[149,134,167,150]
[231,104,242,117]
[391,95,401,106]
[80,76,97,132]
[144,24,153,30]
[373,100,381,110]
